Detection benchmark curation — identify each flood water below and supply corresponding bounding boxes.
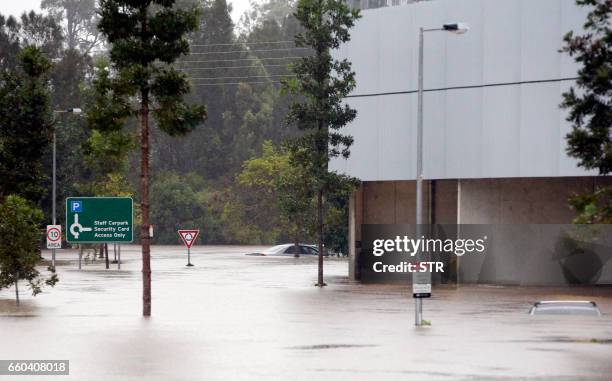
[1,245,611,380]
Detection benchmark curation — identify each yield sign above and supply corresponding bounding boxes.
[178,229,200,249]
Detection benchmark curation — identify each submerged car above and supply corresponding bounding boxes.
[247,244,322,256]
[529,301,601,316]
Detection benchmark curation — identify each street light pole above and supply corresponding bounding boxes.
[415,26,425,326]
[52,129,57,269]
[415,23,468,326]
[51,108,82,270]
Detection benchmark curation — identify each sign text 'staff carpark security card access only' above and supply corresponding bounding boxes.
[66,197,133,243]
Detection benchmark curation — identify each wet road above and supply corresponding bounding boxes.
[1,245,612,380]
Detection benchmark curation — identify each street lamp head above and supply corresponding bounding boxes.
[443,22,469,34]
[68,108,83,114]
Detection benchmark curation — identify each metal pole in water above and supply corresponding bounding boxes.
[187,247,193,267]
[415,27,425,327]
[52,131,56,270]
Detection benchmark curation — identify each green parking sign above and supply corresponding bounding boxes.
[66,197,134,243]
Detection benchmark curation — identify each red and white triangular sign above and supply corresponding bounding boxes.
[178,229,200,249]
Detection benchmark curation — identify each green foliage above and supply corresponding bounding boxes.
[225,141,289,243]
[562,0,612,223]
[41,50,94,227]
[322,172,359,253]
[284,0,360,185]
[41,0,103,53]
[562,0,612,175]
[86,58,132,132]
[0,195,58,303]
[0,14,21,70]
[91,0,206,136]
[226,141,355,250]
[283,0,360,279]
[0,10,63,72]
[0,46,53,203]
[275,145,316,243]
[159,0,269,179]
[81,129,136,177]
[150,172,222,243]
[569,187,612,224]
[79,58,136,199]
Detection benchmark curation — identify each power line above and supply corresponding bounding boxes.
[346,77,580,98]
[176,56,309,64]
[179,63,290,71]
[189,47,311,55]
[190,40,295,47]
[188,74,295,80]
[191,81,283,86]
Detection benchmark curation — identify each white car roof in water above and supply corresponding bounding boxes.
[262,244,292,254]
[261,244,316,254]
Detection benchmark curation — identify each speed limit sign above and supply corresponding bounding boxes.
[46,225,62,249]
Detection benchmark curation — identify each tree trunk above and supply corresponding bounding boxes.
[105,243,109,269]
[67,9,75,50]
[317,189,325,286]
[14,275,19,306]
[141,87,152,317]
[294,235,300,258]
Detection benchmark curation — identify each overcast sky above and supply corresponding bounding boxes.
[1,0,251,24]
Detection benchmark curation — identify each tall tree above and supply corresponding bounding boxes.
[285,0,359,286]
[0,46,54,203]
[562,0,612,223]
[41,0,103,53]
[275,145,316,256]
[0,195,58,305]
[0,11,63,71]
[93,0,206,316]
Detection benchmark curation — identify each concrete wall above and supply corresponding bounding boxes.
[458,177,612,224]
[349,179,457,280]
[358,180,457,225]
[457,177,612,285]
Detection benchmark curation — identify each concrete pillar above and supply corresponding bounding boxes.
[348,192,357,280]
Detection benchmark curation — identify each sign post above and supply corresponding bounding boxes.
[65,197,133,244]
[46,225,62,268]
[178,230,200,267]
[413,225,431,326]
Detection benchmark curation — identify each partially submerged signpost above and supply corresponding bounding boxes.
[412,259,431,325]
[46,224,61,270]
[178,230,199,267]
[46,225,62,250]
[66,197,133,269]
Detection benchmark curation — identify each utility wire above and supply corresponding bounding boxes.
[176,56,308,64]
[190,40,295,47]
[346,77,580,98]
[191,81,283,86]
[179,63,290,71]
[188,74,295,80]
[188,47,311,55]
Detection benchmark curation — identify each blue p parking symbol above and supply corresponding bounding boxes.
[71,201,82,212]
